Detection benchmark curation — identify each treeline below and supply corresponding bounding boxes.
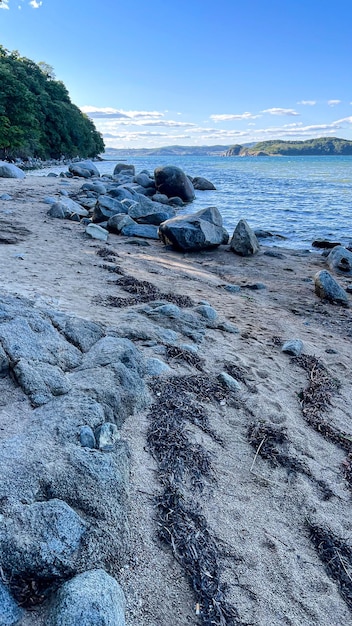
[226,137,352,156]
[0,47,104,160]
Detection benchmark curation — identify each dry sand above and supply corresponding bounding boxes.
[1,175,352,625]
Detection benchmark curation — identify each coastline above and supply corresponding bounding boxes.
[1,175,352,625]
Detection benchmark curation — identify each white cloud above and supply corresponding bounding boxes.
[0,1,10,9]
[297,100,316,106]
[262,107,300,116]
[81,106,164,121]
[29,0,42,7]
[210,112,260,121]
[328,99,341,107]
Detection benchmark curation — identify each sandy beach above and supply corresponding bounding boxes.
[1,174,352,626]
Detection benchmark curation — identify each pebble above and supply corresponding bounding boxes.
[224,284,241,293]
[79,425,96,449]
[281,339,304,356]
[195,304,218,321]
[0,193,12,200]
[95,423,120,451]
[219,372,241,392]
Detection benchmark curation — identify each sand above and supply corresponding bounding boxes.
[1,175,352,625]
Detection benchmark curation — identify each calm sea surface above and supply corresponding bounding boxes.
[33,155,352,249]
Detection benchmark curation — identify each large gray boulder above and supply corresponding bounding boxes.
[0,162,25,179]
[314,270,349,306]
[158,206,228,252]
[230,219,259,256]
[69,161,100,178]
[0,499,86,580]
[48,569,126,626]
[327,245,352,276]
[154,165,195,202]
[92,195,127,222]
[113,163,135,178]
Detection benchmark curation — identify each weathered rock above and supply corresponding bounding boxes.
[107,214,135,234]
[140,302,206,343]
[230,219,259,256]
[81,182,107,195]
[0,162,25,179]
[154,165,195,202]
[145,357,171,376]
[0,581,24,625]
[133,173,155,188]
[158,206,228,252]
[79,425,96,448]
[314,270,349,306]
[128,195,175,225]
[0,193,13,200]
[312,239,341,249]
[69,161,100,177]
[192,176,216,190]
[168,196,185,207]
[219,372,241,392]
[107,186,136,202]
[61,317,105,353]
[95,422,120,451]
[85,223,109,241]
[327,246,352,276]
[92,195,127,222]
[0,499,86,581]
[195,304,218,321]
[48,569,126,626]
[121,223,159,239]
[281,339,304,356]
[47,202,71,219]
[13,359,71,406]
[152,193,170,204]
[113,163,135,178]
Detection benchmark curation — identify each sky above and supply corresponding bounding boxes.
[1,0,352,149]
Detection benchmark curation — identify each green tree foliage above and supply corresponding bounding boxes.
[0,46,104,160]
[226,137,352,156]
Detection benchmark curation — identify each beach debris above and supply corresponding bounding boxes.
[165,345,205,370]
[314,270,349,306]
[230,219,259,256]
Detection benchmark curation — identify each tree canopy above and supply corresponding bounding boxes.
[226,137,352,156]
[0,47,104,160]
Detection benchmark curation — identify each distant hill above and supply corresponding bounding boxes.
[225,137,352,156]
[103,145,230,158]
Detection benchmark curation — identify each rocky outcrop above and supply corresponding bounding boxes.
[0,161,26,179]
[158,206,229,252]
[69,161,100,178]
[230,219,260,256]
[192,176,216,190]
[154,165,195,202]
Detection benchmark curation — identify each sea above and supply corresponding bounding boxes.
[33,155,352,250]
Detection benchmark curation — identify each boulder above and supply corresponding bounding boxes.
[0,162,25,179]
[92,195,127,222]
[158,206,228,252]
[113,163,135,178]
[230,219,259,256]
[48,569,126,626]
[0,581,24,625]
[133,173,155,188]
[0,499,86,581]
[81,182,107,195]
[152,193,170,204]
[121,223,159,239]
[192,176,216,190]
[154,165,195,202]
[128,195,175,225]
[327,246,352,276]
[314,270,349,306]
[69,161,100,177]
[107,213,135,234]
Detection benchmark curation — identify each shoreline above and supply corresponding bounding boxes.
[0,175,352,625]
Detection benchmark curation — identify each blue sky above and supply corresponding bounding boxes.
[1,0,352,149]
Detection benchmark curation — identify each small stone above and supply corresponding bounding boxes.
[281,339,304,356]
[195,304,218,321]
[243,283,266,290]
[145,357,171,376]
[86,224,109,241]
[224,284,241,293]
[79,425,96,449]
[0,193,12,201]
[219,372,241,392]
[95,423,120,451]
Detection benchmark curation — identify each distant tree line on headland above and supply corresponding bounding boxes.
[225,137,352,156]
[0,47,105,160]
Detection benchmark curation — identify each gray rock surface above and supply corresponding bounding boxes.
[80,425,96,448]
[0,581,23,626]
[0,162,25,179]
[327,245,352,276]
[92,195,127,222]
[107,213,135,233]
[219,372,241,391]
[121,222,159,239]
[113,163,135,178]
[69,161,100,177]
[192,176,216,190]
[314,270,349,306]
[159,206,229,252]
[154,165,195,202]
[86,223,109,241]
[48,569,126,626]
[230,219,260,256]
[95,422,121,451]
[128,195,175,225]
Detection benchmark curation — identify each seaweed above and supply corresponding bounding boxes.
[247,421,308,475]
[308,521,352,611]
[96,246,118,262]
[165,345,205,370]
[95,274,194,308]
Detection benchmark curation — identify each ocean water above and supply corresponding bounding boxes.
[33,155,352,249]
